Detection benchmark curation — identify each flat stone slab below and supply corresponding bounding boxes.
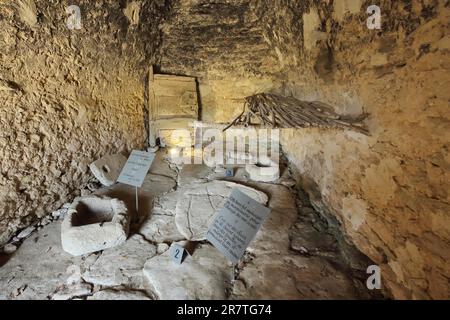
[61,196,130,256]
[88,289,152,300]
[177,164,214,186]
[0,222,85,300]
[174,181,269,241]
[148,151,178,180]
[233,254,360,300]
[137,187,187,243]
[143,244,230,300]
[246,183,298,255]
[83,234,156,288]
[152,188,186,216]
[50,282,93,300]
[0,222,156,300]
[141,174,177,196]
[139,214,185,243]
[89,154,127,187]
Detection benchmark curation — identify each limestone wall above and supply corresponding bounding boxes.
[160,0,449,299]
[260,0,449,299]
[0,0,169,245]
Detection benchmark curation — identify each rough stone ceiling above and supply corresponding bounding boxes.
[159,0,280,78]
[0,0,448,301]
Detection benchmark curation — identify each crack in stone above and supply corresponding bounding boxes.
[136,233,161,247]
[186,195,194,239]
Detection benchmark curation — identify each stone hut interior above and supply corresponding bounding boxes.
[0,0,449,301]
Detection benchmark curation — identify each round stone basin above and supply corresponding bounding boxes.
[245,156,280,182]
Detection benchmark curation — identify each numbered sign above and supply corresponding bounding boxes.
[171,244,187,265]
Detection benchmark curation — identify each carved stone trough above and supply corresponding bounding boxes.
[61,195,130,256]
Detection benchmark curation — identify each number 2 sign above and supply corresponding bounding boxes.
[171,244,187,265]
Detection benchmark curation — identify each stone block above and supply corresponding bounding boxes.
[245,156,280,182]
[175,181,268,241]
[61,196,130,256]
[142,244,230,300]
[89,154,127,187]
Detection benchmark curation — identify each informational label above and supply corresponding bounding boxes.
[117,150,155,188]
[171,244,186,265]
[206,189,271,264]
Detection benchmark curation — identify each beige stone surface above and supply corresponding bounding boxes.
[88,289,151,300]
[174,181,269,241]
[82,234,156,288]
[0,0,448,300]
[234,254,359,300]
[139,214,185,243]
[0,1,170,246]
[89,154,127,187]
[15,0,37,27]
[0,151,380,300]
[143,244,231,300]
[265,2,450,300]
[0,222,84,300]
[159,0,450,299]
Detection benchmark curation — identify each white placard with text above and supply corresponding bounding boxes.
[117,150,155,188]
[206,189,271,264]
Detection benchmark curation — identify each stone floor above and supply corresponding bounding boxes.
[0,150,383,300]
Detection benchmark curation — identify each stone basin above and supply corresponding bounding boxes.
[245,156,280,182]
[61,196,130,256]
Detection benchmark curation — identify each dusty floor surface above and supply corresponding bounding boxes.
[0,151,383,300]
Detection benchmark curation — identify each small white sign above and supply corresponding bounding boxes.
[206,189,271,264]
[117,150,155,188]
[171,244,186,265]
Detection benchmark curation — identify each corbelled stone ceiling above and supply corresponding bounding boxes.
[0,0,449,300]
